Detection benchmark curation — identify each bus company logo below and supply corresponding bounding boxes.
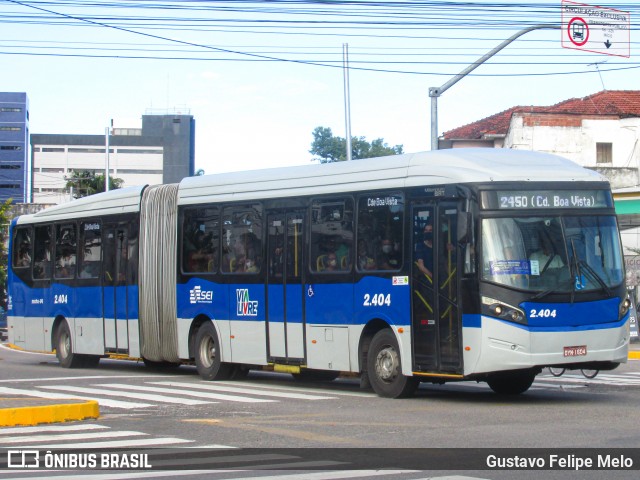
[236,289,258,316]
[189,286,213,304]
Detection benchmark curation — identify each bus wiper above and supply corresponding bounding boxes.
[569,239,579,305]
[578,260,613,297]
[530,279,573,301]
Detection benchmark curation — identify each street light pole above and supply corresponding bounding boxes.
[429,24,560,150]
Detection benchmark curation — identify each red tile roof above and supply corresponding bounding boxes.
[443,90,640,140]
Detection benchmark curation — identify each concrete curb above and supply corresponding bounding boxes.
[0,400,99,427]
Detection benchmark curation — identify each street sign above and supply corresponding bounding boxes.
[561,0,630,58]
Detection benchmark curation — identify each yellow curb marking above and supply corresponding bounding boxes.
[0,400,99,427]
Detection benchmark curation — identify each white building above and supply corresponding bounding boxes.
[31,113,195,204]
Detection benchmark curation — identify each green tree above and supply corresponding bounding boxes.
[0,198,13,309]
[65,170,124,199]
[310,126,403,163]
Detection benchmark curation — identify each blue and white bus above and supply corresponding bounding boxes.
[7,148,631,397]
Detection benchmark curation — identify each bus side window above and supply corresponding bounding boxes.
[182,206,220,274]
[12,227,33,269]
[79,222,101,279]
[55,224,77,279]
[221,204,262,274]
[310,197,353,273]
[33,225,52,280]
[357,193,404,272]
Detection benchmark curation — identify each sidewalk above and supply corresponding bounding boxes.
[0,344,638,428]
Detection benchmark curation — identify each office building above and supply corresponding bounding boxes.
[31,112,195,204]
[0,92,29,203]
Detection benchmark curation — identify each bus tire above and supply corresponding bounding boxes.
[487,370,536,395]
[194,322,233,381]
[55,321,84,368]
[367,329,418,398]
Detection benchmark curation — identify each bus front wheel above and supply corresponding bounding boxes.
[55,321,85,368]
[194,322,233,381]
[487,370,536,395]
[367,329,418,398]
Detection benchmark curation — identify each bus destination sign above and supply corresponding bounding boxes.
[488,190,612,210]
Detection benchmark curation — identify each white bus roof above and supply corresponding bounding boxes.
[178,148,606,205]
[16,185,148,225]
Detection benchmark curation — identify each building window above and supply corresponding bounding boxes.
[0,127,21,131]
[41,147,65,153]
[0,107,22,112]
[0,164,21,169]
[0,145,22,151]
[596,142,612,164]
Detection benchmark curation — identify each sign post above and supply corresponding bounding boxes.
[561,0,630,57]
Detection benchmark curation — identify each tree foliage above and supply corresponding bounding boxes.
[0,199,13,309]
[65,170,124,199]
[310,126,403,163]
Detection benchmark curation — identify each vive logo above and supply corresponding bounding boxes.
[236,289,258,316]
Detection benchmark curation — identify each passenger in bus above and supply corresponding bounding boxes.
[57,249,76,277]
[378,238,401,270]
[324,253,339,271]
[415,224,434,280]
[18,244,31,267]
[357,240,376,271]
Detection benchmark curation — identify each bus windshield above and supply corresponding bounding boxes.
[481,215,623,293]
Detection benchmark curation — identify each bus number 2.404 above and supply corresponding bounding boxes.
[54,294,68,304]
[529,308,557,318]
[363,293,391,307]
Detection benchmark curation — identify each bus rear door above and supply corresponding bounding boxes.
[411,201,463,374]
[266,211,306,363]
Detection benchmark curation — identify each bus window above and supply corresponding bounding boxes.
[357,193,404,272]
[79,222,101,279]
[54,224,77,279]
[182,207,220,274]
[12,227,32,269]
[311,197,353,273]
[33,225,52,280]
[222,205,262,274]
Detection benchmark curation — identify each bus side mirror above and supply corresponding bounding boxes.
[457,212,472,244]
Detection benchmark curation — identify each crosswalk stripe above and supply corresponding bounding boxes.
[149,381,336,400]
[216,378,373,397]
[39,385,214,405]
[101,383,274,403]
[3,430,147,445]
[0,424,109,435]
[19,437,196,449]
[0,386,153,409]
[540,374,640,385]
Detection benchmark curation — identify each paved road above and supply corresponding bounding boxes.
[2,344,640,480]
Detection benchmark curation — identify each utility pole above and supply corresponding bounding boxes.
[343,43,352,161]
[429,24,560,150]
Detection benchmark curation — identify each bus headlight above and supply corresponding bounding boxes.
[619,298,631,319]
[482,296,526,325]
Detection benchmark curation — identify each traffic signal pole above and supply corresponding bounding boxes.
[429,24,560,150]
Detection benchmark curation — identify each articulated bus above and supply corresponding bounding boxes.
[7,149,631,398]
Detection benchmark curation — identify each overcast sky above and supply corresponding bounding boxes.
[1,0,638,174]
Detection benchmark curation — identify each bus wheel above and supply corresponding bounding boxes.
[367,329,418,398]
[487,370,536,395]
[55,321,84,368]
[195,322,233,381]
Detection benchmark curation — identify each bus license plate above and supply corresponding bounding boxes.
[564,345,587,357]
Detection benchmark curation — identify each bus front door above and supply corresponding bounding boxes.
[266,211,306,363]
[103,225,130,354]
[411,202,462,373]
